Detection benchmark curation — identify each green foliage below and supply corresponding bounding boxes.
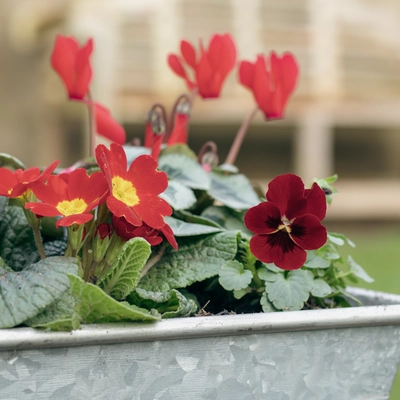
[69,274,160,324]
[98,237,151,300]
[0,256,78,328]
[0,202,40,271]
[138,231,239,292]
[127,287,198,318]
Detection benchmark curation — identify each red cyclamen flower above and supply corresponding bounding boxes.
[244,174,327,270]
[239,52,299,119]
[95,143,172,229]
[51,35,93,100]
[0,160,59,199]
[113,216,178,250]
[168,33,236,98]
[25,168,108,228]
[94,103,126,145]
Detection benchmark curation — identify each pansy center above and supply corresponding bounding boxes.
[57,198,87,216]
[112,176,139,206]
[278,216,293,233]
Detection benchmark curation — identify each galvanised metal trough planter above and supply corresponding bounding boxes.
[0,287,400,400]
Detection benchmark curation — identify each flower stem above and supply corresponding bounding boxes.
[224,106,259,165]
[86,90,96,157]
[32,223,46,259]
[138,243,167,281]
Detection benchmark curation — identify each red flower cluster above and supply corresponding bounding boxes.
[239,52,299,120]
[51,35,126,144]
[168,34,237,98]
[244,174,327,270]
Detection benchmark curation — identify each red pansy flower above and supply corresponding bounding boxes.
[94,103,126,145]
[244,174,327,270]
[238,52,299,119]
[168,33,237,98]
[113,216,178,249]
[0,160,59,199]
[51,35,93,100]
[25,168,108,228]
[95,143,172,229]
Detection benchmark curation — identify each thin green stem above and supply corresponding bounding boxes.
[224,106,259,165]
[32,223,46,259]
[138,243,167,281]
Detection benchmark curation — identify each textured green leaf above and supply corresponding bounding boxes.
[310,278,334,297]
[218,260,253,291]
[265,269,314,311]
[304,251,331,269]
[158,153,211,190]
[173,210,222,228]
[208,171,260,210]
[258,267,279,281]
[123,145,150,165]
[69,274,160,323]
[160,181,197,210]
[138,231,239,292]
[31,314,81,331]
[165,216,221,236]
[0,196,8,218]
[23,290,76,327]
[98,237,151,301]
[0,256,78,328]
[0,205,39,271]
[127,287,197,318]
[348,255,374,283]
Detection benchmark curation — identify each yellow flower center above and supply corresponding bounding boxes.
[57,198,88,216]
[112,176,139,206]
[278,216,292,233]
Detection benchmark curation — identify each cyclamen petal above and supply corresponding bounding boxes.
[168,33,237,98]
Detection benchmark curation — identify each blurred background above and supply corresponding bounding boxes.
[1,0,400,395]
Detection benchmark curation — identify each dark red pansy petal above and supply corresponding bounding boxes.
[304,183,327,220]
[266,174,307,220]
[290,214,327,250]
[244,202,281,234]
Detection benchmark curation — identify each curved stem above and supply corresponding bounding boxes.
[166,94,191,139]
[32,223,46,259]
[224,106,259,165]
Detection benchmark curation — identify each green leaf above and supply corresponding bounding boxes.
[0,205,39,271]
[218,260,253,291]
[0,153,26,170]
[310,278,334,297]
[23,290,78,330]
[173,210,222,228]
[160,143,198,159]
[201,206,252,237]
[98,237,151,301]
[127,287,197,318]
[304,251,331,269]
[165,216,221,236]
[347,255,374,283]
[328,233,355,247]
[261,262,282,273]
[123,146,150,165]
[260,292,278,312]
[160,181,197,210]
[69,274,160,323]
[208,171,260,210]
[0,256,78,328]
[158,153,211,190]
[138,231,239,292]
[265,269,314,311]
